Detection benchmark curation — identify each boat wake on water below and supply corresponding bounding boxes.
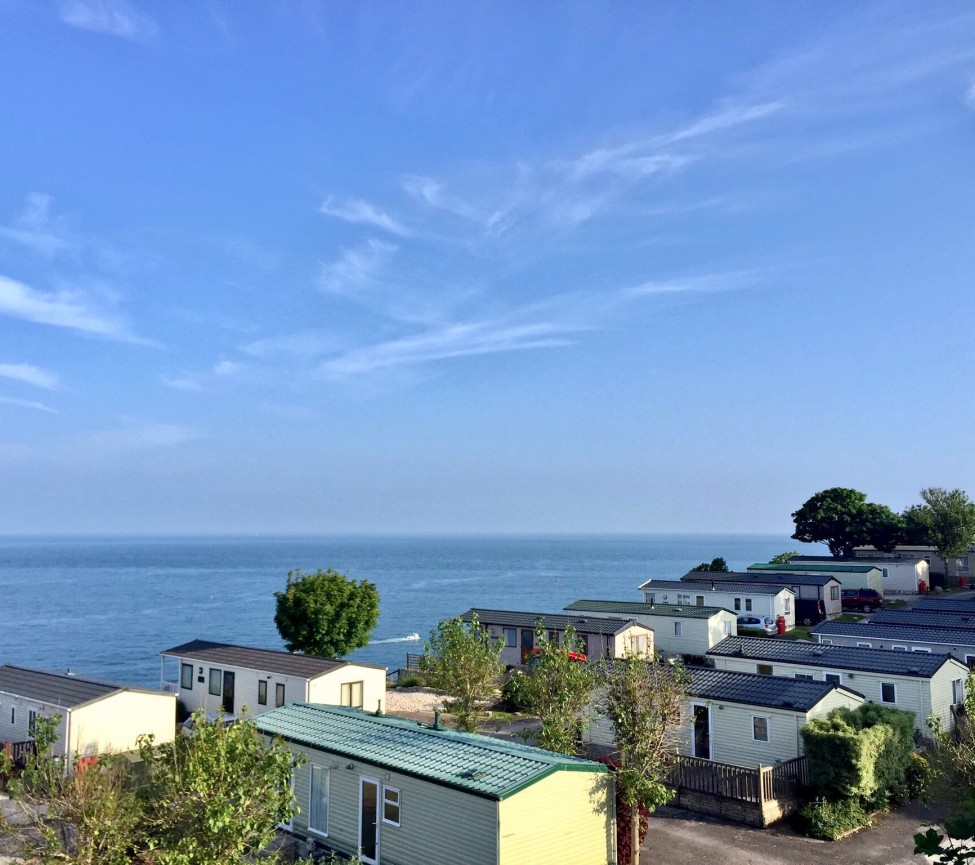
[370,633,421,644]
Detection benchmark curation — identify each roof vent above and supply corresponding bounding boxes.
[459,768,487,781]
[432,709,444,731]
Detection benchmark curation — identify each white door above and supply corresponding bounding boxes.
[359,777,380,864]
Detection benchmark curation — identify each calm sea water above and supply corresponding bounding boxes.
[0,534,801,688]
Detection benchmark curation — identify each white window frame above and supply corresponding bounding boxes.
[674,621,682,637]
[965,654,975,668]
[953,679,965,705]
[830,586,840,601]
[258,680,267,705]
[180,663,193,690]
[756,663,773,676]
[856,642,872,648]
[795,673,813,680]
[723,621,732,636]
[891,644,908,652]
[308,764,330,838]
[784,596,791,614]
[752,715,771,742]
[382,785,401,826]
[275,682,286,707]
[341,680,364,709]
[912,647,931,653]
[503,628,516,648]
[745,598,753,612]
[824,671,843,684]
[880,682,897,704]
[209,668,222,696]
[734,598,742,611]
[28,710,37,736]
[677,594,691,606]
[820,639,833,645]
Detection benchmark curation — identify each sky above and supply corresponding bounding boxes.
[1,1,974,535]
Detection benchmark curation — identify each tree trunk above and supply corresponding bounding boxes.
[631,807,640,865]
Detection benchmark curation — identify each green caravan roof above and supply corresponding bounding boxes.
[565,600,733,619]
[255,703,606,801]
[748,563,879,574]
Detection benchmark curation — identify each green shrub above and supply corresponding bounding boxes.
[736,627,769,638]
[800,796,871,840]
[396,674,429,688]
[501,670,533,711]
[906,752,930,799]
[800,702,917,823]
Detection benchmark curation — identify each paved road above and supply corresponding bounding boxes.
[642,801,947,865]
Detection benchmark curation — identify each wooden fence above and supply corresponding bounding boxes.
[668,755,808,805]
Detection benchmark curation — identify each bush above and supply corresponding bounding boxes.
[800,796,871,840]
[801,703,915,807]
[395,674,429,688]
[906,752,931,799]
[501,670,533,711]
[737,628,769,638]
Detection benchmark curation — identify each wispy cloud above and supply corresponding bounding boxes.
[966,82,975,108]
[59,0,158,42]
[213,360,241,375]
[402,176,483,222]
[0,274,137,340]
[0,363,59,389]
[0,193,74,257]
[0,396,59,414]
[320,239,398,295]
[321,197,411,236]
[241,331,345,360]
[160,375,204,393]
[322,319,576,376]
[626,269,761,297]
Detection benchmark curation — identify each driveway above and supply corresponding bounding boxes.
[642,801,948,865]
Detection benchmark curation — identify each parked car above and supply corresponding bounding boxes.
[795,598,827,626]
[736,615,776,635]
[841,589,884,613]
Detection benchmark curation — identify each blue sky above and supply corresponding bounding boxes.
[1,1,974,534]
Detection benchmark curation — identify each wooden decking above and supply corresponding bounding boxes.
[666,755,809,827]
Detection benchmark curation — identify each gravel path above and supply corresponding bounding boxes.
[384,687,448,719]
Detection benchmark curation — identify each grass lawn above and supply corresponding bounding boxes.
[782,626,812,641]
[835,613,865,622]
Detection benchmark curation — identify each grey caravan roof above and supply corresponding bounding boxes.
[0,665,122,708]
[913,598,975,614]
[811,620,975,647]
[872,610,975,630]
[707,636,954,677]
[160,640,384,678]
[686,666,861,712]
[681,571,838,587]
[790,555,925,565]
[640,579,790,596]
[459,609,640,636]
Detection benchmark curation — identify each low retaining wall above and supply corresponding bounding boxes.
[670,788,804,828]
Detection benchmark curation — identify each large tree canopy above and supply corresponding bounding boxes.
[791,487,904,558]
[690,557,729,573]
[274,568,380,657]
[904,488,975,575]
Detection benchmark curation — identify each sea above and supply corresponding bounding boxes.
[0,534,804,688]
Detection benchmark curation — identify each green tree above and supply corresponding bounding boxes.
[419,614,504,732]
[138,709,302,865]
[903,488,975,581]
[791,487,903,558]
[769,551,799,564]
[274,568,380,657]
[915,674,975,863]
[520,624,597,755]
[598,655,688,865]
[690,557,729,572]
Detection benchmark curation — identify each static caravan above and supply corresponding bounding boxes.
[0,665,175,764]
[914,597,975,614]
[748,563,884,596]
[584,666,864,768]
[563,600,736,657]
[639,579,795,630]
[682,571,843,621]
[811,621,975,667]
[160,640,387,719]
[459,608,653,666]
[256,703,615,865]
[855,545,975,583]
[791,555,928,595]
[707,636,968,735]
[872,609,975,630]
